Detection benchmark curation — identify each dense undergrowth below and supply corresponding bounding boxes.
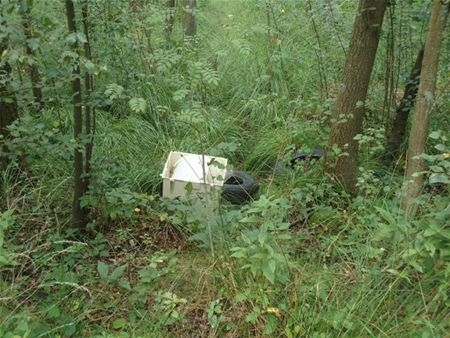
[1,0,449,337]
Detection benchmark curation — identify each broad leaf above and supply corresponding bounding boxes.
[110,264,128,280]
[262,259,276,284]
[112,318,127,329]
[97,261,109,280]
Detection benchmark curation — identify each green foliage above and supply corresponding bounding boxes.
[374,206,450,289]
[207,299,226,329]
[417,130,450,185]
[1,0,449,336]
[153,291,187,326]
[2,115,73,164]
[97,261,131,289]
[0,209,15,266]
[230,196,292,284]
[128,97,147,114]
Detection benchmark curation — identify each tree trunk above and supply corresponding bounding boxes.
[65,0,87,228]
[165,0,176,42]
[183,0,196,38]
[383,45,424,164]
[0,8,18,150]
[20,0,43,112]
[400,0,448,216]
[81,0,94,190]
[325,0,387,193]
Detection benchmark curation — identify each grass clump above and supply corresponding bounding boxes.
[1,0,449,337]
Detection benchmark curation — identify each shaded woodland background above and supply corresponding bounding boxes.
[0,0,449,336]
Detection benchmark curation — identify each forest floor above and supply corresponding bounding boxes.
[1,0,449,337]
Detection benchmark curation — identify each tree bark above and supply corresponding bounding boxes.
[20,0,43,112]
[81,0,94,189]
[183,0,196,38]
[401,0,448,216]
[65,0,87,228]
[0,7,18,150]
[325,0,387,193]
[384,45,424,163]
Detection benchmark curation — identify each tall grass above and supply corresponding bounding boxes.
[1,0,449,337]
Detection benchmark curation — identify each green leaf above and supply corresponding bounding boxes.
[129,97,147,113]
[434,144,446,152]
[118,279,131,290]
[429,174,449,185]
[429,131,440,139]
[173,89,189,101]
[110,264,128,280]
[375,207,396,226]
[423,241,436,255]
[85,60,95,74]
[112,318,127,329]
[105,83,124,100]
[429,165,444,173]
[356,100,365,108]
[63,323,77,336]
[185,181,193,194]
[65,32,78,44]
[263,314,278,335]
[258,231,267,246]
[97,261,109,280]
[262,259,276,284]
[48,307,61,319]
[234,293,248,302]
[245,307,260,324]
[408,260,423,273]
[230,250,246,258]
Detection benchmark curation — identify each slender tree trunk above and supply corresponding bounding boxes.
[401,0,448,216]
[266,1,273,93]
[81,0,94,189]
[183,0,196,38]
[306,0,328,99]
[65,0,87,228]
[0,7,18,154]
[325,0,387,192]
[325,0,347,57]
[164,0,175,42]
[382,5,395,124]
[20,0,43,111]
[384,45,424,163]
